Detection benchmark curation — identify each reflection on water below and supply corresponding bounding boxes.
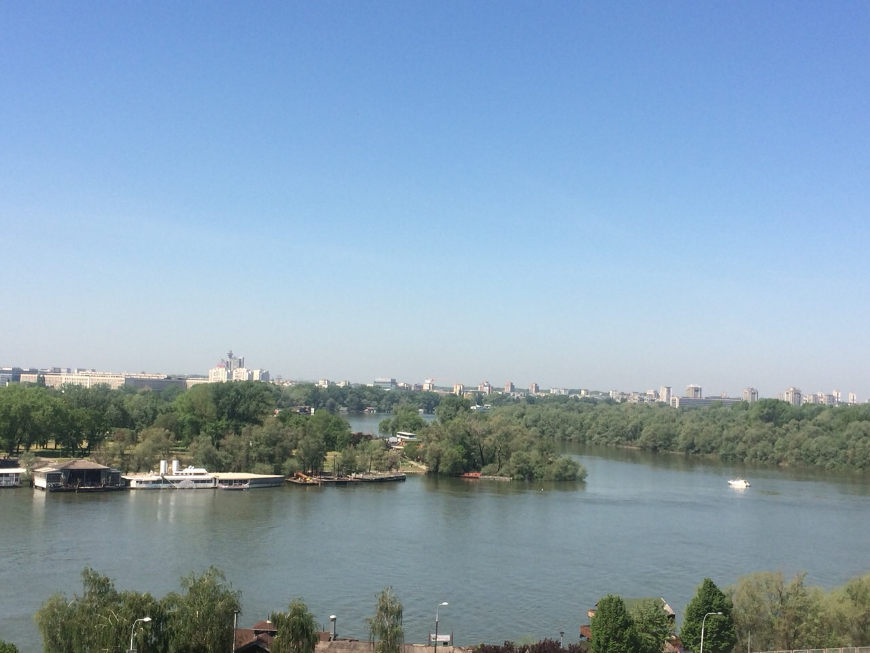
[1,448,868,653]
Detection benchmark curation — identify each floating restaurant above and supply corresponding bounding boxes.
[32,460,123,492]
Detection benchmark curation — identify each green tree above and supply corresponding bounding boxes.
[368,587,404,653]
[836,573,870,645]
[164,567,241,653]
[0,641,19,653]
[309,410,352,450]
[589,594,639,653]
[629,599,673,653]
[34,567,164,653]
[379,406,426,436]
[435,395,471,423]
[681,579,736,653]
[271,598,318,653]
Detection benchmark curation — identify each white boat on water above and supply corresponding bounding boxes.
[124,459,216,489]
[728,478,750,489]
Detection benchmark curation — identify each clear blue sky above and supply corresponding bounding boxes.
[2,2,869,398]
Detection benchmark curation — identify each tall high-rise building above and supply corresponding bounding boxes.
[659,386,672,404]
[783,387,802,406]
[225,350,244,372]
[833,390,842,405]
[452,383,464,396]
[742,387,759,403]
[423,378,436,392]
[529,382,539,395]
[686,385,703,399]
[504,381,515,393]
[478,381,493,395]
[208,351,267,383]
[848,392,858,405]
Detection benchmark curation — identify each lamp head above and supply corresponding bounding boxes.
[142,617,152,623]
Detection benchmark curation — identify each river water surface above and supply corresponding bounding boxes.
[1,432,868,652]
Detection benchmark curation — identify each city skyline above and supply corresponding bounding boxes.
[3,3,870,398]
[2,355,865,404]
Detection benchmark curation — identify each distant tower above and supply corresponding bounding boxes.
[504,381,515,394]
[832,390,842,405]
[686,384,703,399]
[423,378,436,392]
[742,387,759,403]
[659,386,672,405]
[849,392,858,405]
[225,350,244,372]
[529,382,539,395]
[453,383,464,396]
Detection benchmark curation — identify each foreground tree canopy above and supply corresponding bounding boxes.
[35,566,240,653]
[367,587,404,653]
[680,578,737,653]
[729,571,870,650]
[271,599,319,653]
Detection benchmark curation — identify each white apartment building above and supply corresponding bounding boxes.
[783,387,802,406]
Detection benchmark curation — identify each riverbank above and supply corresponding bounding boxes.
[2,449,869,653]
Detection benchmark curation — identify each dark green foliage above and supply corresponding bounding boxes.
[270,599,318,653]
[680,579,736,653]
[498,397,870,471]
[379,405,426,436]
[420,412,585,481]
[7,378,868,476]
[436,395,472,423]
[475,640,587,653]
[278,383,441,415]
[589,595,639,653]
[629,599,673,653]
[0,642,19,653]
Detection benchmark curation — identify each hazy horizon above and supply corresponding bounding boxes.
[3,3,869,400]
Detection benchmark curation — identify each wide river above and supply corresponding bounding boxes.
[1,414,868,652]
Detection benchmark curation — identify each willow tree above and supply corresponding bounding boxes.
[164,566,241,653]
[34,567,163,653]
[368,587,404,653]
[271,599,318,653]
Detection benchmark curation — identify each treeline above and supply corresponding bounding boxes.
[31,567,406,653]
[0,381,439,458]
[493,398,870,470]
[281,383,441,415]
[6,380,868,474]
[729,570,870,651]
[0,382,405,477]
[413,396,586,481]
[584,571,870,653]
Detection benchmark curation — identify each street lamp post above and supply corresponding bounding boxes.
[128,616,151,653]
[700,612,723,653]
[330,615,337,641]
[232,610,240,653]
[434,602,448,648]
[559,631,565,648]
